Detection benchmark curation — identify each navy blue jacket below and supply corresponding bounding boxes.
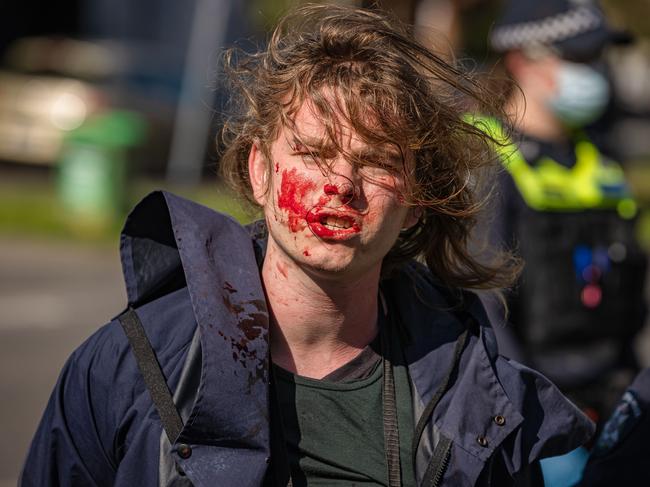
[22,192,594,486]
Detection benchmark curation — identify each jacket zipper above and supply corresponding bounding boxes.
[411,329,468,486]
[430,440,451,487]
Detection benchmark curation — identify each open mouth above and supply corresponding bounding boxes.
[305,208,361,239]
[320,215,353,230]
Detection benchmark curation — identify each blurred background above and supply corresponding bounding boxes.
[1,0,649,484]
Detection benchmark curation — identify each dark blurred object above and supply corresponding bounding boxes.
[578,368,650,486]
[0,0,81,58]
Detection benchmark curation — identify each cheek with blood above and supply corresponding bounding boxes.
[277,168,317,232]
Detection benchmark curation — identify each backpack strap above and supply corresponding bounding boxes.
[118,308,184,443]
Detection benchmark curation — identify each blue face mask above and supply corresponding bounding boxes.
[547,61,610,127]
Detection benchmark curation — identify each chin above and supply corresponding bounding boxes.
[297,246,354,272]
[301,253,351,273]
[300,249,381,283]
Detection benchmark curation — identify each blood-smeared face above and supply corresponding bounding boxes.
[277,168,362,240]
[248,99,416,280]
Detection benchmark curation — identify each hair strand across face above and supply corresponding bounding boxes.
[219,3,520,291]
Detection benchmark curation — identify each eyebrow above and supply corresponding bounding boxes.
[357,148,402,162]
[290,136,329,150]
[290,136,403,164]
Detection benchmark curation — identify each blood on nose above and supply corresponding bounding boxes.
[323,182,355,206]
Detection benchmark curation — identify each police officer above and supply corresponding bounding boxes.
[483,0,647,423]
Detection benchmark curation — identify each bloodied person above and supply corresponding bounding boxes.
[22,4,594,487]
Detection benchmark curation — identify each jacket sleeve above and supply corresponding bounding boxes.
[20,326,121,487]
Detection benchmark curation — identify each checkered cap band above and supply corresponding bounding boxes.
[490,6,602,51]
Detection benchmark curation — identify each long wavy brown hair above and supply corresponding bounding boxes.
[219,3,520,290]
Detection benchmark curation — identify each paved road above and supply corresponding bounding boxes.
[0,237,125,486]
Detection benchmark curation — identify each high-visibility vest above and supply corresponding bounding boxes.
[469,115,647,388]
[468,116,637,218]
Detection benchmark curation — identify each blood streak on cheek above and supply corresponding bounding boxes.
[277,168,317,232]
[275,163,279,173]
[303,249,311,257]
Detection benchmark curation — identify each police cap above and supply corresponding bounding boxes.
[490,0,632,62]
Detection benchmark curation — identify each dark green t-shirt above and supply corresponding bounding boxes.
[271,318,415,486]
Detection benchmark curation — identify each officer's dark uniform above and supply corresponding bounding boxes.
[486,0,646,422]
[578,367,650,486]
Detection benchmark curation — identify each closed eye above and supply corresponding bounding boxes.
[292,149,321,166]
[289,141,337,166]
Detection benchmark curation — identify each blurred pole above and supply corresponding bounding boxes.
[167,0,232,185]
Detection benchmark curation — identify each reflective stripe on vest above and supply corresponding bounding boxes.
[468,115,637,219]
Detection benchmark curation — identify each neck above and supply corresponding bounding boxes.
[262,241,380,379]
[506,90,567,143]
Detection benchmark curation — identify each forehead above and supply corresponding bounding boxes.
[288,99,330,140]
[279,91,395,152]
[283,96,360,147]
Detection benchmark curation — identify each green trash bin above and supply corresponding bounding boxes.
[58,110,145,235]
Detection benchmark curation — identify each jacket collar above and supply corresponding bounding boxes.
[120,192,270,474]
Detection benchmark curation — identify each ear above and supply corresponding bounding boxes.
[248,141,270,206]
[402,206,423,230]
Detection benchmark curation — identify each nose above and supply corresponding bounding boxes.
[324,181,355,199]
[324,171,357,206]
[323,159,361,206]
